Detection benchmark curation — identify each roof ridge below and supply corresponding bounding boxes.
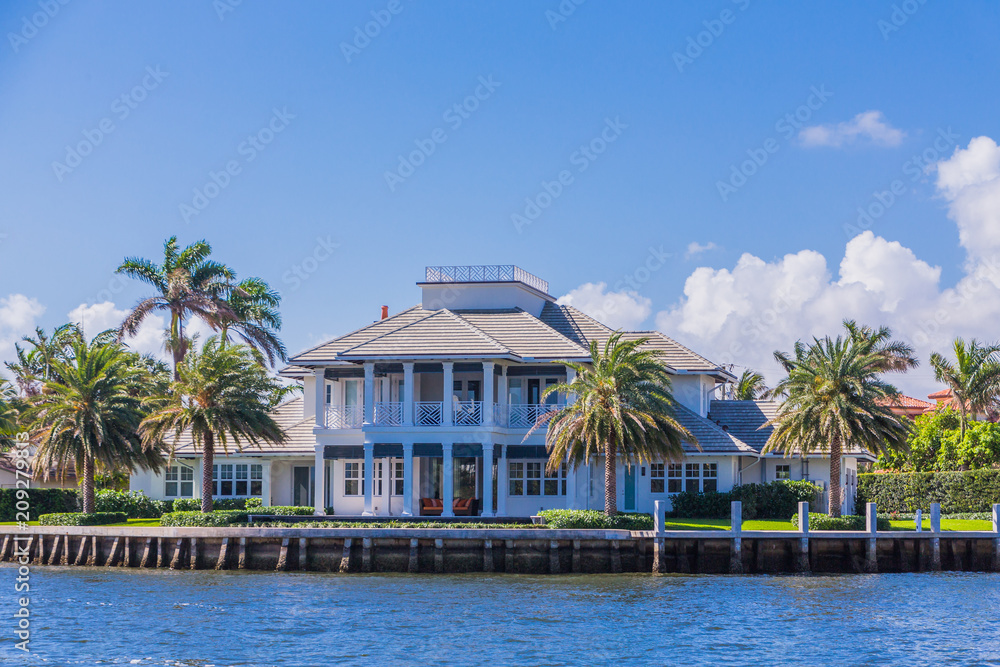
[288,305,423,362]
[445,309,512,354]
[515,307,591,357]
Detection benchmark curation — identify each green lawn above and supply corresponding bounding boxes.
[0,518,161,528]
[663,518,996,532]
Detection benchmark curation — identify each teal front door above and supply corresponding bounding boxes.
[624,465,636,511]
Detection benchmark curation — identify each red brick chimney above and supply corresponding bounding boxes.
[380,305,389,320]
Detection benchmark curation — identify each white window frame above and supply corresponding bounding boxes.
[507,460,565,496]
[344,460,365,496]
[650,463,665,494]
[211,461,264,498]
[683,462,718,493]
[392,459,404,497]
[775,464,791,480]
[164,462,195,498]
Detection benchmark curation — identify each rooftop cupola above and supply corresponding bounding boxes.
[419,265,553,315]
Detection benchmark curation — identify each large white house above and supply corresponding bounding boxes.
[130,265,869,516]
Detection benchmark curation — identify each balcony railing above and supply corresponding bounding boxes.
[374,401,403,426]
[325,404,363,429]
[424,265,549,294]
[453,400,483,426]
[415,401,443,426]
[507,403,563,429]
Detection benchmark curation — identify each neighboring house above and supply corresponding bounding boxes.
[925,388,996,420]
[131,265,872,516]
[878,394,936,420]
[0,452,79,490]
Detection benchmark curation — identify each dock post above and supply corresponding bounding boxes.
[0,535,10,562]
[60,535,69,565]
[189,538,198,570]
[505,540,515,573]
[139,537,152,568]
[483,539,494,572]
[35,536,45,565]
[992,504,1000,572]
[87,536,98,566]
[653,538,665,574]
[730,501,743,574]
[797,501,810,573]
[433,538,444,573]
[654,500,665,534]
[610,540,622,573]
[47,535,60,566]
[156,538,164,568]
[362,538,373,572]
[238,537,247,570]
[123,537,131,568]
[215,538,229,570]
[298,538,308,571]
[74,536,87,566]
[408,539,419,573]
[915,509,922,533]
[276,538,289,571]
[105,537,120,567]
[169,539,183,570]
[339,538,352,573]
[930,503,942,571]
[865,502,878,573]
[549,540,560,574]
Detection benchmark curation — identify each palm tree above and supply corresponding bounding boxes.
[138,337,287,512]
[215,277,287,367]
[843,320,919,373]
[5,324,81,396]
[929,338,1000,438]
[116,237,237,377]
[0,377,19,450]
[734,369,769,400]
[765,332,912,517]
[532,332,698,516]
[24,334,164,513]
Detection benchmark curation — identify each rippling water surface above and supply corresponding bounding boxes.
[1,565,998,666]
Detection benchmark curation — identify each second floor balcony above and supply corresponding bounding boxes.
[323,401,565,430]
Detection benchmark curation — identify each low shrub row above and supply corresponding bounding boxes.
[158,510,249,527]
[247,506,315,516]
[536,510,654,530]
[790,512,891,531]
[94,490,171,518]
[38,512,128,526]
[255,521,543,529]
[669,480,822,520]
[856,469,1000,513]
[0,489,79,521]
[171,498,248,511]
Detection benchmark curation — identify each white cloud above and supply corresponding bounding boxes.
[0,294,46,373]
[67,302,168,359]
[685,241,719,259]
[935,136,1000,262]
[557,282,652,330]
[799,110,905,148]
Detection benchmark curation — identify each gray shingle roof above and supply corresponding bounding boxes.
[673,403,758,455]
[454,309,590,360]
[169,397,317,456]
[338,309,509,358]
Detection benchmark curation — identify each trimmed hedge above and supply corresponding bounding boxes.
[248,506,315,516]
[536,510,654,530]
[856,470,1000,513]
[158,510,249,527]
[790,512,891,531]
[0,489,78,521]
[95,490,171,518]
[669,480,822,520]
[39,512,128,526]
[171,498,247,511]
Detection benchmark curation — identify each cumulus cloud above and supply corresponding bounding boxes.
[799,110,905,148]
[685,241,718,259]
[557,282,652,330]
[67,302,168,359]
[0,294,46,372]
[935,136,1000,262]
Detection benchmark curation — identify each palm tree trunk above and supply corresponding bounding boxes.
[829,434,842,518]
[202,432,214,513]
[82,456,95,513]
[604,436,618,516]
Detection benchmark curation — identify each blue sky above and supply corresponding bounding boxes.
[2,1,1000,395]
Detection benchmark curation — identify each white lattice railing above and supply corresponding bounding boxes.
[415,401,443,426]
[424,265,549,294]
[325,404,363,429]
[493,403,506,427]
[507,403,563,428]
[374,401,403,426]
[453,400,483,426]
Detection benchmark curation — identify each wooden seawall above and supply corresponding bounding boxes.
[2,525,999,574]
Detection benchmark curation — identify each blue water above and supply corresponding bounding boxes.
[1,566,998,666]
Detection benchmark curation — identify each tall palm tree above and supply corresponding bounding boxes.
[929,338,1000,438]
[734,369,769,400]
[5,324,81,396]
[139,337,287,512]
[765,332,912,517]
[24,334,164,513]
[116,237,237,377]
[843,320,920,373]
[215,277,287,367]
[0,376,19,450]
[532,332,698,516]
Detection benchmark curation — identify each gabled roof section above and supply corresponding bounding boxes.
[621,331,724,374]
[672,403,757,455]
[337,309,510,358]
[288,305,429,363]
[454,308,591,360]
[170,397,317,456]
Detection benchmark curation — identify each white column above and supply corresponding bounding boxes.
[482,442,494,516]
[402,442,414,516]
[363,362,375,425]
[363,441,374,516]
[314,368,326,427]
[313,445,325,515]
[565,366,577,405]
[497,444,507,516]
[382,455,392,516]
[442,442,454,517]
[442,362,454,426]
[482,362,494,426]
[403,362,414,426]
[262,461,272,508]
[497,365,508,428]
